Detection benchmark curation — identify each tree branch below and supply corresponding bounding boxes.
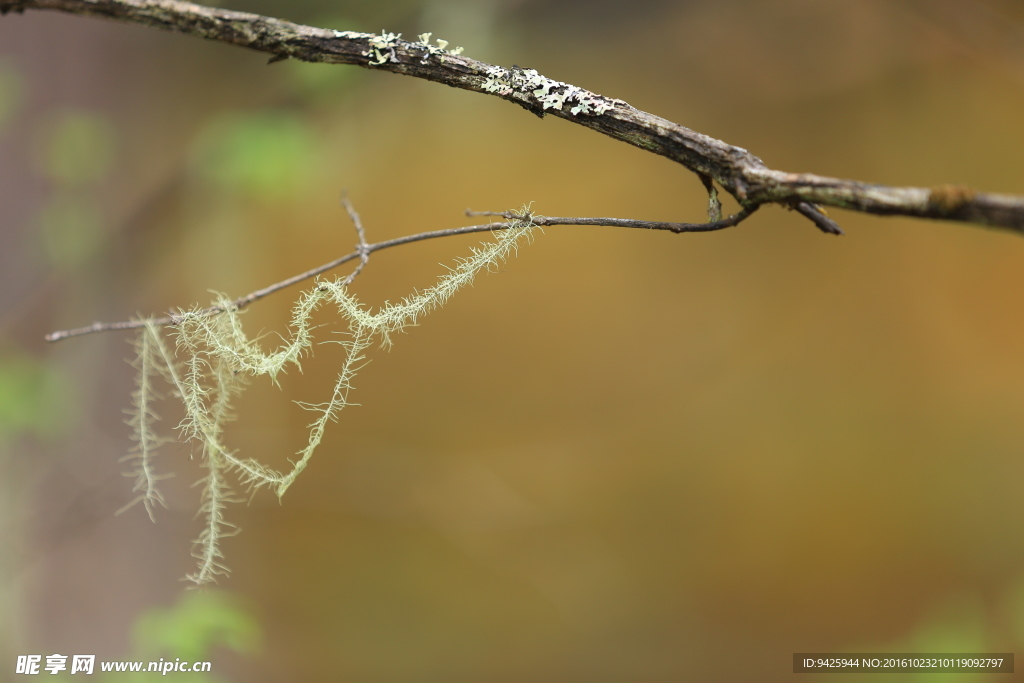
[4,0,1023,233]
[43,207,758,342]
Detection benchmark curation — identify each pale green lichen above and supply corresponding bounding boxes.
[116,320,173,523]
[415,32,464,63]
[365,30,401,66]
[332,29,369,40]
[343,29,465,67]
[125,210,537,584]
[481,65,621,116]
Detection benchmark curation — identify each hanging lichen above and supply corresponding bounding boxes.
[122,211,537,584]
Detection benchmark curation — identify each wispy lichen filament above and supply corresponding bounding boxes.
[125,213,536,584]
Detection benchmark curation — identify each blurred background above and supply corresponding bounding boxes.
[3,0,1024,680]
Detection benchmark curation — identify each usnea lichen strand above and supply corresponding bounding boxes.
[116,321,173,523]
[125,212,537,584]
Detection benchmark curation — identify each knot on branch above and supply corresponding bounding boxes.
[927,184,977,215]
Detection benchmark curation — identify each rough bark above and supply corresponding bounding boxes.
[4,0,1024,233]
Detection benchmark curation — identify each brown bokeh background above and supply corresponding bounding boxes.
[3,0,1024,680]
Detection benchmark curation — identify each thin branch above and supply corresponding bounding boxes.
[794,202,844,236]
[44,207,758,342]
[338,193,370,287]
[4,0,1024,233]
[468,207,759,233]
[541,207,759,233]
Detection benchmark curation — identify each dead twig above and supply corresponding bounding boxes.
[44,206,759,342]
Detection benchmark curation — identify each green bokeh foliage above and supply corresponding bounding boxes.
[0,349,71,441]
[99,591,260,683]
[36,110,116,188]
[33,109,117,268]
[0,58,22,133]
[190,110,322,202]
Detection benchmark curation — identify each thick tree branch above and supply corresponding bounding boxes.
[4,0,1024,233]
